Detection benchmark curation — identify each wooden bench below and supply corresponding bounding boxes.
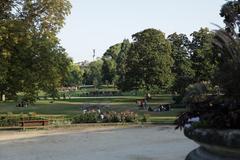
[19,120,48,128]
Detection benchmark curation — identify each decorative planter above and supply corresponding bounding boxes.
[184,127,240,160]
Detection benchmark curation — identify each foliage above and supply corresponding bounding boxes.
[101,39,131,87]
[102,59,116,85]
[0,112,46,127]
[102,112,121,122]
[123,28,174,92]
[220,0,240,36]
[102,43,122,61]
[182,82,211,105]
[0,0,72,102]
[190,28,216,82]
[175,96,240,130]
[63,63,83,87]
[213,29,240,99]
[120,111,138,122]
[176,1,240,131]
[82,60,103,86]
[176,30,240,129]
[102,111,138,123]
[101,43,121,85]
[116,39,131,89]
[168,33,195,94]
[72,111,138,124]
[72,112,98,123]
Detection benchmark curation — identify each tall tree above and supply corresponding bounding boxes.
[102,43,122,61]
[101,43,121,85]
[123,28,174,91]
[116,39,131,89]
[190,28,216,82]
[102,59,116,85]
[82,60,103,86]
[220,0,240,36]
[0,0,72,101]
[63,63,83,87]
[102,39,131,86]
[168,33,195,94]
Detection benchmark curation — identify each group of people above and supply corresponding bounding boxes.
[148,104,171,112]
[136,93,171,112]
[16,100,28,108]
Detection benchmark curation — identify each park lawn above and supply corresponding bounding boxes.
[0,101,83,115]
[0,96,184,124]
[149,117,177,124]
[58,95,174,103]
[0,101,184,115]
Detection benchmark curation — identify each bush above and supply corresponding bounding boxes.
[72,112,98,123]
[102,112,121,123]
[101,111,138,123]
[0,116,20,127]
[71,111,138,124]
[120,111,138,122]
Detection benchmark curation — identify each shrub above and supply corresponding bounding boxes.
[0,116,20,127]
[102,111,138,123]
[72,112,98,123]
[120,111,138,122]
[102,112,121,123]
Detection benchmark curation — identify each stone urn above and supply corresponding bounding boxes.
[184,127,240,160]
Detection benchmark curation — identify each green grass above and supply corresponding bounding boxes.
[0,95,185,125]
[58,95,174,103]
[0,101,185,116]
[149,116,177,124]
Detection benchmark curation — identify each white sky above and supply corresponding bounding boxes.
[58,0,225,62]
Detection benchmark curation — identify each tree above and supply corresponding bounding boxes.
[116,39,131,89]
[63,63,83,87]
[102,59,116,85]
[101,43,121,85]
[0,0,72,101]
[213,29,240,99]
[101,39,131,86]
[82,60,103,87]
[168,33,195,94]
[123,28,174,92]
[216,0,240,99]
[102,43,122,61]
[190,28,216,82]
[220,0,240,36]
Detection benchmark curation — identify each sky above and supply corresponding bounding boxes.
[58,0,226,62]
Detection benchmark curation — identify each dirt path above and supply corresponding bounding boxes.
[0,124,138,141]
[0,125,197,160]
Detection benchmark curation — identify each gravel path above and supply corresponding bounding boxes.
[0,126,197,160]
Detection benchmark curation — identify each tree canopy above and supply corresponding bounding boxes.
[82,60,103,87]
[190,28,216,82]
[123,28,174,91]
[220,0,240,36]
[168,33,195,94]
[0,0,72,101]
